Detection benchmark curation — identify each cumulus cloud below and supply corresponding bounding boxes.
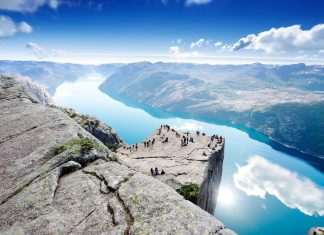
[0,0,59,13]
[0,15,32,38]
[169,46,200,58]
[231,34,256,51]
[190,38,206,49]
[214,41,222,47]
[186,0,213,6]
[231,24,324,54]
[26,42,65,59]
[233,155,324,216]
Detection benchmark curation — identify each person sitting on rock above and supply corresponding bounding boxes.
[151,168,154,176]
[155,167,159,175]
[161,169,165,175]
[135,143,138,150]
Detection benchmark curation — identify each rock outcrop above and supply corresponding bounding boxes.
[117,126,225,215]
[51,105,123,147]
[0,76,235,234]
[308,227,324,235]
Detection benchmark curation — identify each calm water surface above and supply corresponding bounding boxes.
[54,74,324,235]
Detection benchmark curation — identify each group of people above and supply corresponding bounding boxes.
[181,133,195,146]
[150,167,165,176]
[158,124,172,135]
[207,134,224,149]
[124,143,138,151]
[211,134,223,144]
[144,138,155,148]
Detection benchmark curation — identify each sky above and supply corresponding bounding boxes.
[0,0,323,64]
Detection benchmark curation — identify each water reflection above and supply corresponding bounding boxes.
[233,156,324,216]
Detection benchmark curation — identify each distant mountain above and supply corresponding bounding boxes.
[100,62,324,159]
[0,60,121,94]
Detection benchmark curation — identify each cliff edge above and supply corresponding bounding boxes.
[0,76,235,234]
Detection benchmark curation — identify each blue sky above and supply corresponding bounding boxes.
[0,0,323,64]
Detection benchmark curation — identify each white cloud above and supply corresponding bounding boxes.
[186,0,213,6]
[231,34,256,51]
[0,15,32,38]
[18,21,33,33]
[214,41,222,47]
[190,38,205,49]
[0,0,59,13]
[169,46,200,58]
[233,155,324,216]
[26,42,65,59]
[231,24,324,54]
[171,122,203,131]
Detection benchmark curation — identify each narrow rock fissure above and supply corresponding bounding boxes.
[67,208,96,234]
[116,191,134,235]
[52,174,61,201]
[0,174,40,205]
[133,156,173,160]
[185,147,209,159]
[0,125,38,144]
[115,174,135,191]
[107,204,118,227]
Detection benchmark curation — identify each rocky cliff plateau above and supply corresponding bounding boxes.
[117,126,224,215]
[0,76,235,235]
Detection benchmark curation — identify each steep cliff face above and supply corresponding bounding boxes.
[197,142,224,214]
[0,76,235,235]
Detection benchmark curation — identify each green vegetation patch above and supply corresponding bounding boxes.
[80,114,90,128]
[66,109,77,118]
[54,137,95,155]
[179,183,200,204]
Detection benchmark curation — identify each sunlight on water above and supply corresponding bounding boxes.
[218,187,235,207]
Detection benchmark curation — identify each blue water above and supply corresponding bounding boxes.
[54,74,324,235]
